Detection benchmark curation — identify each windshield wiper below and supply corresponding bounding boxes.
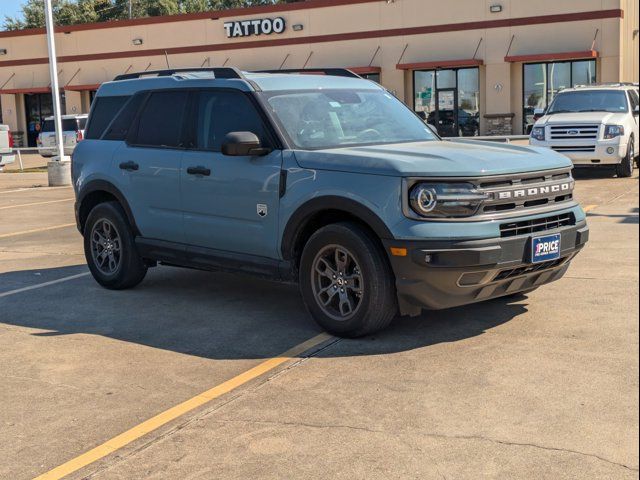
[546,110,574,115]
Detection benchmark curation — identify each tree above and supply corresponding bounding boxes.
[2,0,294,30]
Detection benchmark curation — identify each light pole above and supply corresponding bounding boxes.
[44,0,72,185]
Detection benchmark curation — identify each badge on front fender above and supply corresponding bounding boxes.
[531,234,561,263]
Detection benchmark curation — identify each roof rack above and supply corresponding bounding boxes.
[252,68,361,79]
[113,67,244,81]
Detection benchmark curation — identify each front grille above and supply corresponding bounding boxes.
[478,169,575,215]
[552,145,596,153]
[494,257,566,281]
[549,124,599,140]
[499,212,575,238]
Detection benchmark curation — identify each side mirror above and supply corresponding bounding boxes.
[221,131,271,156]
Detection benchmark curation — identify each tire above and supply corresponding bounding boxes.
[615,138,635,178]
[83,201,147,290]
[299,222,398,338]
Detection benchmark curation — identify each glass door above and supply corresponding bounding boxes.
[435,89,457,137]
[24,93,54,147]
[414,67,480,137]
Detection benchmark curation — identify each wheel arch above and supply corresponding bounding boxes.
[281,196,394,265]
[77,180,139,236]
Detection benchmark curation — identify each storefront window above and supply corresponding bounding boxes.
[361,73,381,84]
[414,71,436,118]
[523,59,596,133]
[457,68,480,137]
[413,68,479,137]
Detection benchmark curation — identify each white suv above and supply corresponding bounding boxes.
[37,114,88,157]
[530,84,639,178]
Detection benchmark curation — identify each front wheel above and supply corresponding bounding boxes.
[299,222,398,338]
[615,139,635,178]
[84,201,147,290]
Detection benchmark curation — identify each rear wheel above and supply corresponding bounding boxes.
[299,222,398,337]
[615,139,635,178]
[84,201,147,289]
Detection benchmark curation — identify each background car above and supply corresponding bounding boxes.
[529,84,639,178]
[0,125,16,171]
[37,114,88,157]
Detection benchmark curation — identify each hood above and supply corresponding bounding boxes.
[537,111,628,125]
[293,140,572,177]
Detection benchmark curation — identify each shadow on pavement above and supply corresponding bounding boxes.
[587,207,639,224]
[0,264,527,360]
[573,166,640,181]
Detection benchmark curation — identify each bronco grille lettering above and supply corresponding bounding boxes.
[492,181,573,201]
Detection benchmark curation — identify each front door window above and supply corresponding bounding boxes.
[414,67,479,137]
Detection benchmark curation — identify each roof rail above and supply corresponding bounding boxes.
[252,68,361,79]
[113,67,244,81]
[573,82,636,88]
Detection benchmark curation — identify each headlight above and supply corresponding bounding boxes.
[531,126,545,141]
[604,125,624,140]
[409,183,489,218]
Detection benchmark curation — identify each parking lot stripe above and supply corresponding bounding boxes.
[33,332,334,480]
[0,198,74,210]
[0,186,73,195]
[0,223,76,239]
[0,272,90,299]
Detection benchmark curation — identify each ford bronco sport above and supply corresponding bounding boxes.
[73,68,589,337]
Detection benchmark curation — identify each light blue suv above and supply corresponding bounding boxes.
[73,68,589,337]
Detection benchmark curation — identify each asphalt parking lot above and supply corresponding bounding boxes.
[0,165,638,479]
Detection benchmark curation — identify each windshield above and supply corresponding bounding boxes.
[263,89,437,149]
[547,90,628,114]
[42,118,85,132]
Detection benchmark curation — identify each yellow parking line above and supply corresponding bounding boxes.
[0,223,76,239]
[583,204,598,213]
[0,186,72,195]
[0,198,74,210]
[33,332,334,480]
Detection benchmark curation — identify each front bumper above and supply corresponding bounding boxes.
[384,220,589,315]
[38,146,76,157]
[530,140,627,165]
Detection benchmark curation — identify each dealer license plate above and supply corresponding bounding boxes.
[531,234,561,263]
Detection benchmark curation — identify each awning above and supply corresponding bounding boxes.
[0,87,52,95]
[64,83,101,92]
[348,66,382,75]
[504,49,598,63]
[396,59,483,70]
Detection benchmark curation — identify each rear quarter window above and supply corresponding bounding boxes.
[85,96,130,140]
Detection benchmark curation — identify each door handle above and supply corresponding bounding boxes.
[119,161,139,171]
[186,166,211,176]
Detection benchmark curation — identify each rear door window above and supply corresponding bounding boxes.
[102,93,147,141]
[131,91,189,148]
[85,96,130,139]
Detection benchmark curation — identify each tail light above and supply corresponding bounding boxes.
[8,130,14,148]
[76,130,83,142]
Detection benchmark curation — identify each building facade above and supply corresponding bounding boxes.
[0,0,638,146]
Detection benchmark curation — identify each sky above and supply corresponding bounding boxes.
[0,0,26,21]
